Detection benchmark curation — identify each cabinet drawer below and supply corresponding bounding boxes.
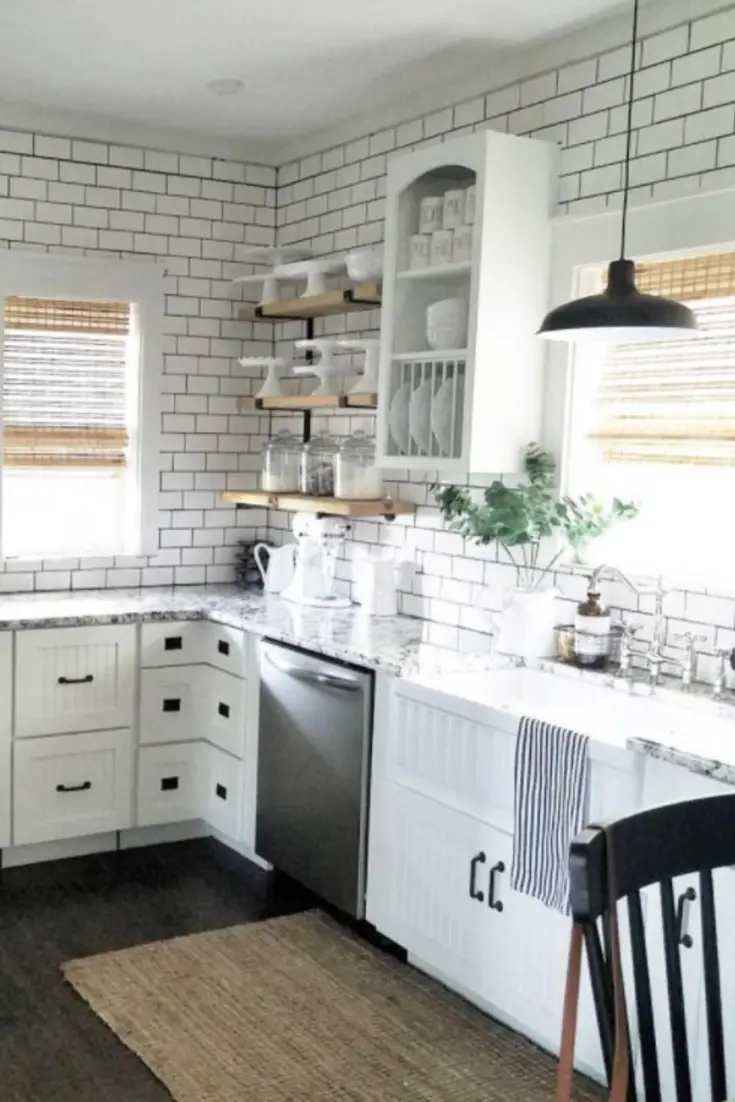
[15,625,135,737]
[138,743,199,827]
[203,667,245,758]
[140,621,202,668]
[139,667,200,745]
[202,621,247,678]
[199,742,242,839]
[13,728,133,845]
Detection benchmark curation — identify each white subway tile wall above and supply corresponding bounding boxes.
[2,2,735,687]
[270,1,735,685]
[0,138,275,589]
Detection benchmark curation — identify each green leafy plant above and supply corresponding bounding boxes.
[433,444,638,590]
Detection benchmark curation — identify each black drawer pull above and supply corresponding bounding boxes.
[56,781,91,793]
[57,674,94,686]
[162,698,181,713]
[161,776,179,792]
[164,636,183,651]
[218,702,230,719]
[469,851,486,902]
[217,640,230,656]
[216,783,227,800]
[488,861,505,912]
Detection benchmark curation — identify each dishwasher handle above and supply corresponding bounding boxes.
[262,649,362,693]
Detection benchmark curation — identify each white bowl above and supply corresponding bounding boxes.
[427,297,467,326]
[426,325,467,351]
[346,247,383,282]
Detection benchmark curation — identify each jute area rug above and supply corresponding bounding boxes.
[62,909,602,1102]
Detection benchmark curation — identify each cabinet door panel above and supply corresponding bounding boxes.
[139,666,201,745]
[14,728,133,844]
[16,625,135,736]
[138,742,199,827]
[367,780,490,991]
[203,667,246,758]
[198,742,243,839]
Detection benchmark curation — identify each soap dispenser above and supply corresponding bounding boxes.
[574,587,611,669]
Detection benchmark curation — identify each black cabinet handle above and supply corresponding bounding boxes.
[217,640,230,656]
[164,636,182,651]
[469,851,486,902]
[489,861,505,912]
[215,783,227,800]
[162,698,181,713]
[218,702,230,719]
[676,886,697,948]
[161,776,179,792]
[56,781,91,793]
[57,674,94,686]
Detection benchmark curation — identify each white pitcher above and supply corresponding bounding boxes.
[253,543,296,594]
[491,587,559,660]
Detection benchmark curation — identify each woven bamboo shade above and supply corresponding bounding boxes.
[4,296,130,335]
[588,295,735,467]
[2,298,130,469]
[598,251,735,303]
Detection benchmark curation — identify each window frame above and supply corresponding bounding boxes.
[544,187,735,586]
[0,252,163,561]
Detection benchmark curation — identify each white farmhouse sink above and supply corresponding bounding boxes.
[431,666,735,762]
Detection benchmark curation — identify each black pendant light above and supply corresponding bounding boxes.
[538,0,698,343]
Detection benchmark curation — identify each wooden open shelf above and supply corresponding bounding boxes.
[237,282,381,321]
[238,393,377,412]
[220,490,415,519]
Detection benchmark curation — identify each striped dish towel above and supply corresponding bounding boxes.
[510,715,590,914]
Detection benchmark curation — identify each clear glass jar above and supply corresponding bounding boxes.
[335,431,385,499]
[300,433,340,496]
[261,431,301,492]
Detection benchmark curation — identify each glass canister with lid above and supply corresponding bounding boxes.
[300,433,340,496]
[335,431,385,499]
[261,431,301,492]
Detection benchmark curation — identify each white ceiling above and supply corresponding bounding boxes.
[0,0,632,162]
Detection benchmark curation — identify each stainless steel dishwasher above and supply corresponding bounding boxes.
[256,638,373,918]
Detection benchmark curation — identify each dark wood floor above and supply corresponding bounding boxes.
[0,838,314,1102]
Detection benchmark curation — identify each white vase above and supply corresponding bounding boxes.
[491,587,558,660]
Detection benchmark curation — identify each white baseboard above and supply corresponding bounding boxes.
[2,820,207,869]
[209,827,271,870]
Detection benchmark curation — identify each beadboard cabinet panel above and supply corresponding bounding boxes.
[14,728,134,845]
[15,624,136,736]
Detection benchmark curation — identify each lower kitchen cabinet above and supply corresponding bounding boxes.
[0,633,11,849]
[137,742,199,827]
[367,775,607,1075]
[13,728,134,845]
[198,742,243,839]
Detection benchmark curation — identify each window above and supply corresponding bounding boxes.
[567,250,735,585]
[0,255,162,561]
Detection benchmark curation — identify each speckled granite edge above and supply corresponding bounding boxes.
[0,585,494,679]
[628,735,735,785]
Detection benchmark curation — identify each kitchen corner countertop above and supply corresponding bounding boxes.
[0,584,494,679]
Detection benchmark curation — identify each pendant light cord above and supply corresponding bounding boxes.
[619,0,640,259]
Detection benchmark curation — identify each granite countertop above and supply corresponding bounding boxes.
[0,584,494,679]
[6,584,735,782]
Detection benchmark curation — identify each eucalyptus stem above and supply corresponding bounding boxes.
[530,548,565,590]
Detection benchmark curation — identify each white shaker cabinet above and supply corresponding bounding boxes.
[15,624,136,736]
[376,129,557,476]
[13,728,134,845]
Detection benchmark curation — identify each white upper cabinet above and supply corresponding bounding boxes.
[376,130,557,475]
